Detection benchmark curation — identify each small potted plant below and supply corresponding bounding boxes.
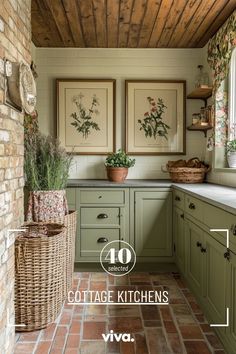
[105,150,135,182]
[226,139,236,168]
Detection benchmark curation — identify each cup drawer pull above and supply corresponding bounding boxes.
[189,202,196,210]
[175,196,181,201]
[97,213,108,219]
[97,237,108,243]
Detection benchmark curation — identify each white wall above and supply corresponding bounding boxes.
[35,47,209,180]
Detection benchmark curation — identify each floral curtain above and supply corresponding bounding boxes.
[207,10,236,147]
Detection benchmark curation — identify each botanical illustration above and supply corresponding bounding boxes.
[138,96,170,140]
[70,93,100,139]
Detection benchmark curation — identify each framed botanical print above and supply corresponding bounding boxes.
[125,80,186,155]
[57,79,116,154]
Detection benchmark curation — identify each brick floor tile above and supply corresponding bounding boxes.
[144,320,162,327]
[160,307,173,321]
[83,321,106,339]
[79,341,106,354]
[163,320,178,333]
[40,323,57,340]
[51,326,68,349]
[189,301,202,313]
[146,327,171,354]
[86,304,107,316]
[109,305,139,317]
[120,341,135,354]
[141,305,160,320]
[90,281,107,291]
[107,340,120,353]
[135,333,149,354]
[34,341,52,354]
[195,314,206,323]
[65,334,80,349]
[167,333,185,354]
[200,323,213,333]
[179,325,204,339]
[19,331,40,342]
[49,349,64,354]
[91,273,107,281]
[206,334,224,349]
[60,311,72,325]
[109,317,142,333]
[184,340,211,354]
[69,320,81,333]
[14,342,36,354]
[64,349,78,354]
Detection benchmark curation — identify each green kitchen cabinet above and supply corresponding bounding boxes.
[133,190,172,258]
[66,187,76,210]
[203,233,227,326]
[225,250,236,352]
[173,206,185,274]
[185,219,204,296]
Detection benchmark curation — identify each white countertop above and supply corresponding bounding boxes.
[67,179,236,215]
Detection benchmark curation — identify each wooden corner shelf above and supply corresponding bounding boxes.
[187,124,213,137]
[187,87,212,107]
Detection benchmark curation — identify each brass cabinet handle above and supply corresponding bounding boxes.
[175,196,181,201]
[97,237,108,243]
[200,247,206,253]
[196,241,202,248]
[97,213,108,219]
[180,214,184,219]
[189,202,196,210]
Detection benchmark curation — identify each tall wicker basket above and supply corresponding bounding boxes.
[54,210,77,297]
[15,223,66,331]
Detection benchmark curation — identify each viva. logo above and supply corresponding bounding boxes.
[102,330,135,342]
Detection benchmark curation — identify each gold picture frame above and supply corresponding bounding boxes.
[57,79,116,154]
[125,80,186,155]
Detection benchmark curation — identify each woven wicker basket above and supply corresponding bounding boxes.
[54,211,77,297]
[166,157,210,184]
[15,223,66,331]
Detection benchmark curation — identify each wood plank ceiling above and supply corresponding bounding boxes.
[31,0,236,48]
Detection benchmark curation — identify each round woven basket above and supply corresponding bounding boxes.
[15,223,66,331]
[167,166,208,183]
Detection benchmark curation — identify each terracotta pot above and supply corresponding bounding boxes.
[106,167,128,182]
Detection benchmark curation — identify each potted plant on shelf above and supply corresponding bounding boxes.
[24,132,73,222]
[226,139,236,168]
[105,149,135,182]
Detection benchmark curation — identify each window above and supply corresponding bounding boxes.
[229,47,236,140]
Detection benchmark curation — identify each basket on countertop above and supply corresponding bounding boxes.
[15,222,66,331]
[166,158,210,183]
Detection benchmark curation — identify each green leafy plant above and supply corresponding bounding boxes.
[24,132,72,190]
[70,93,100,139]
[105,150,135,168]
[138,96,170,140]
[226,139,236,154]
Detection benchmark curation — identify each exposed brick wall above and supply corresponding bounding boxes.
[0,1,31,353]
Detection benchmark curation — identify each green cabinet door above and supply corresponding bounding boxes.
[226,251,236,351]
[173,206,185,274]
[135,191,172,257]
[204,233,227,325]
[185,220,204,296]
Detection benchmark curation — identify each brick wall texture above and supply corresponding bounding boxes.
[0,1,31,353]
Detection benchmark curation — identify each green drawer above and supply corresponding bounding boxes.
[81,207,120,227]
[80,228,120,257]
[185,194,204,222]
[80,190,125,204]
[173,189,184,210]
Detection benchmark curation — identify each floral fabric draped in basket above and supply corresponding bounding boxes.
[27,190,69,222]
[207,10,236,147]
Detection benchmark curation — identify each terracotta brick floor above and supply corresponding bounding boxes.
[14,272,226,354]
